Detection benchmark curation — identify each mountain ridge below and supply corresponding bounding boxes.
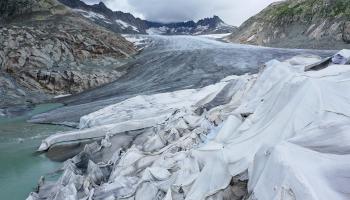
[145,15,236,35]
[58,0,236,35]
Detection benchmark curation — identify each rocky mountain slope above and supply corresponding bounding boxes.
[58,0,236,35]
[58,0,148,34]
[0,0,137,110]
[227,0,350,49]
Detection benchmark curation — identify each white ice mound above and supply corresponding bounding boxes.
[32,54,350,200]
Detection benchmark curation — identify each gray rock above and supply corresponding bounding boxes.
[0,1,137,108]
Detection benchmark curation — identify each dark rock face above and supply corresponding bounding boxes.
[197,15,224,28]
[0,0,137,108]
[227,0,350,49]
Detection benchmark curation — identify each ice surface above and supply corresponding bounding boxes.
[198,33,232,39]
[146,27,169,35]
[29,35,333,125]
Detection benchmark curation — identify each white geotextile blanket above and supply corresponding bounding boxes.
[332,49,350,64]
[184,59,350,199]
[32,55,350,200]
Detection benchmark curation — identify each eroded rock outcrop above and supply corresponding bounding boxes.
[0,0,137,108]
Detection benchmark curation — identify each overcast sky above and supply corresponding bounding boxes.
[83,0,280,26]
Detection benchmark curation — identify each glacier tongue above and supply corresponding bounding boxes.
[30,55,350,200]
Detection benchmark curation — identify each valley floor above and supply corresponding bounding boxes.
[0,35,343,200]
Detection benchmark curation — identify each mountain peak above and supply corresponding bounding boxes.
[212,15,222,20]
[97,1,107,9]
[196,15,226,28]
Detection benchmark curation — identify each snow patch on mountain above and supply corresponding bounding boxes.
[73,8,114,25]
[115,19,139,32]
[74,9,106,20]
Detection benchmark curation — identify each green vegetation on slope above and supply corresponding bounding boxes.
[0,0,67,22]
[268,0,350,23]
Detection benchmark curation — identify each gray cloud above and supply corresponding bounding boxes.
[83,0,279,26]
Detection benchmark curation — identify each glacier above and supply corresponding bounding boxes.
[29,53,350,200]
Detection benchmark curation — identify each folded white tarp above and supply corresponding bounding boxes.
[332,49,350,64]
[30,53,350,200]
